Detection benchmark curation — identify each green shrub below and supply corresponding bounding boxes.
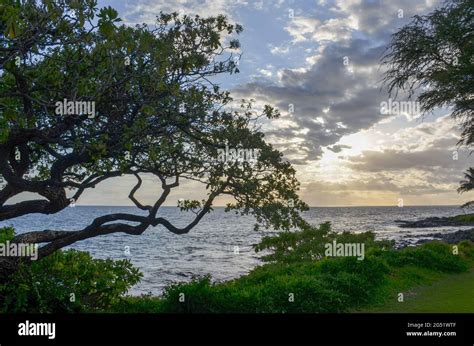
[159,276,217,313]
[321,258,388,307]
[380,242,469,272]
[108,294,165,313]
[157,275,346,313]
[255,222,394,264]
[0,226,15,243]
[150,224,472,313]
[0,249,142,313]
[255,222,332,263]
[155,254,391,313]
[458,240,474,259]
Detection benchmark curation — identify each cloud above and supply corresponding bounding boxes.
[327,144,352,153]
[269,44,290,55]
[347,115,472,173]
[231,0,445,167]
[348,148,470,172]
[234,38,391,162]
[294,112,472,206]
[299,172,461,206]
[304,177,399,193]
[122,0,248,24]
[285,17,354,43]
[99,0,460,207]
[333,0,441,39]
[258,67,273,78]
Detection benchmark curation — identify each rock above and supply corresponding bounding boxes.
[394,216,474,228]
[394,229,474,249]
[414,229,474,245]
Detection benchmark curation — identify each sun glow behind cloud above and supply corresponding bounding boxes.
[52,0,471,207]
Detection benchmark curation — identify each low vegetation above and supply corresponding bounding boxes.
[450,214,474,222]
[1,224,472,313]
[111,224,474,313]
[0,227,142,313]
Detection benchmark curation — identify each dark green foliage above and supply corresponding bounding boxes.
[158,272,341,313]
[109,294,165,313]
[106,223,474,313]
[131,223,473,313]
[459,240,474,258]
[0,249,142,313]
[0,0,309,253]
[383,0,473,206]
[458,169,474,208]
[255,222,394,263]
[450,214,474,222]
[380,241,469,272]
[0,226,14,243]
[138,256,388,313]
[383,0,473,146]
[255,222,332,263]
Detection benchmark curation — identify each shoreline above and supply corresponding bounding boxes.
[394,214,474,248]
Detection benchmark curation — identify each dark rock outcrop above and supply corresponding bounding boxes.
[395,217,473,228]
[414,229,474,245]
[396,229,474,249]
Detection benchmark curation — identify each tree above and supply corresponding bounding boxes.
[382,0,473,205]
[0,0,308,280]
[458,167,474,208]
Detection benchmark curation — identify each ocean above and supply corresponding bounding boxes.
[0,205,470,295]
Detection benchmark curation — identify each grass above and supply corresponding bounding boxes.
[364,269,474,313]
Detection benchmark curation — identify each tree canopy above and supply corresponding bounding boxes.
[383,0,473,146]
[383,0,473,204]
[458,167,474,208]
[0,0,308,276]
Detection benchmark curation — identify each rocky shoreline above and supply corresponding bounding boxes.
[396,228,474,249]
[395,212,474,248]
[394,215,474,248]
[395,216,473,228]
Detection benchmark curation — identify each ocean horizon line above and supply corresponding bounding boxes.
[65,204,466,208]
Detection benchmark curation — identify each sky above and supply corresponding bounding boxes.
[45,0,473,207]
